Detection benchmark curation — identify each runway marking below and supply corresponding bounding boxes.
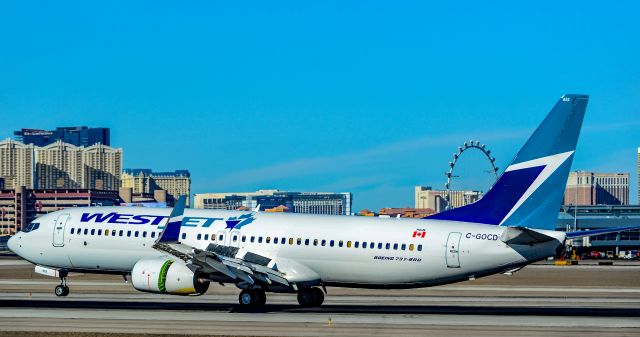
[1,308,639,328]
[1,280,639,293]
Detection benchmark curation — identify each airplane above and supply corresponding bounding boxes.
[9,94,640,308]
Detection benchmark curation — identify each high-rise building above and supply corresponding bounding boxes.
[122,169,191,207]
[415,186,482,213]
[194,190,352,215]
[0,187,121,235]
[82,144,123,191]
[33,141,122,190]
[564,171,629,206]
[35,141,83,189]
[14,126,110,147]
[0,139,34,189]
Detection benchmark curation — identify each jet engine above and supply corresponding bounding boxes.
[131,257,209,295]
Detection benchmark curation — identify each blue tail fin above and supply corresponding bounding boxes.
[427,94,589,230]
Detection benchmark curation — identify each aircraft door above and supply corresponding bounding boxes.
[53,213,70,247]
[445,232,462,268]
[229,230,241,247]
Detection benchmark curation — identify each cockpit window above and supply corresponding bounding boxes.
[22,223,40,233]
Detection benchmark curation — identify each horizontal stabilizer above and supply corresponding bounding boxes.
[500,227,559,246]
[565,225,640,239]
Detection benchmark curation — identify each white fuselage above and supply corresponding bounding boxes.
[10,207,564,288]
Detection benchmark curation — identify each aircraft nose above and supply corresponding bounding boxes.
[7,235,18,254]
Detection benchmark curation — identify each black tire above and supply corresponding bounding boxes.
[63,286,70,296]
[239,289,255,307]
[54,285,66,297]
[297,288,316,307]
[254,289,266,307]
[311,287,324,306]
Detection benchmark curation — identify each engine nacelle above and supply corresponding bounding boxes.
[131,257,209,295]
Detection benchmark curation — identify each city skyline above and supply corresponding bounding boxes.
[1,2,639,211]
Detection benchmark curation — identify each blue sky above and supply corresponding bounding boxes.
[1,1,639,210]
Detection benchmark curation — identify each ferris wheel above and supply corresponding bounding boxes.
[444,140,499,210]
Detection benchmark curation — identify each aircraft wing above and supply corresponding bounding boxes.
[151,196,290,287]
[565,225,640,239]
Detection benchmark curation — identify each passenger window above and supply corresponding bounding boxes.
[135,231,139,237]
[266,237,271,244]
[370,243,375,249]
[304,239,309,246]
[181,233,186,239]
[281,238,286,245]
[417,244,423,251]
[251,236,255,243]
[197,234,202,240]
[393,243,398,250]
[242,236,246,242]
[119,230,123,237]
[70,228,75,234]
[354,241,359,248]
[378,243,383,249]
[258,237,263,243]
[321,239,326,246]
[274,237,279,244]
[127,230,131,237]
[330,240,335,247]
[204,234,209,240]
[362,242,367,249]
[401,244,406,251]
[346,241,352,248]
[143,231,147,238]
[112,230,117,236]
[313,239,318,246]
[409,244,415,251]
[212,235,216,241]
[104,230,108,236]
[297,238,302,245]
[289,238,294,245]
[385,243,390,250]
[84,228,88,235]
[218,234,223,241]
[97,229,102,235]
[339,240,344,247]
[151,232,156,238]
[91,229,95,235]
[233,235,238,242]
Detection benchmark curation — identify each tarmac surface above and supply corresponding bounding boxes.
[1,256,639,336]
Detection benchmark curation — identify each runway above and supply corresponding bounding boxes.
[1,258,639,336]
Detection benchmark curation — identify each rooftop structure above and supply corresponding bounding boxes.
[14,126,110,147]
[194,190,352,215]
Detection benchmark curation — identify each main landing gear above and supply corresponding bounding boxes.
[238,288,266,308]
[237,287,325,308]
[297,287,324,307]
[54,271,69,297]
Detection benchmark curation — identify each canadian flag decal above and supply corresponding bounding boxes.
[412,229,426,238]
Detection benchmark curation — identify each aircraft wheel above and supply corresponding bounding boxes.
[254,289,266,306]
[239,289,265,308]
[55,285,68,297]
[311,287,324,306]
[297,288,322,307]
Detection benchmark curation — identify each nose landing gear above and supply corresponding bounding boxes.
[54,271,69,297]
